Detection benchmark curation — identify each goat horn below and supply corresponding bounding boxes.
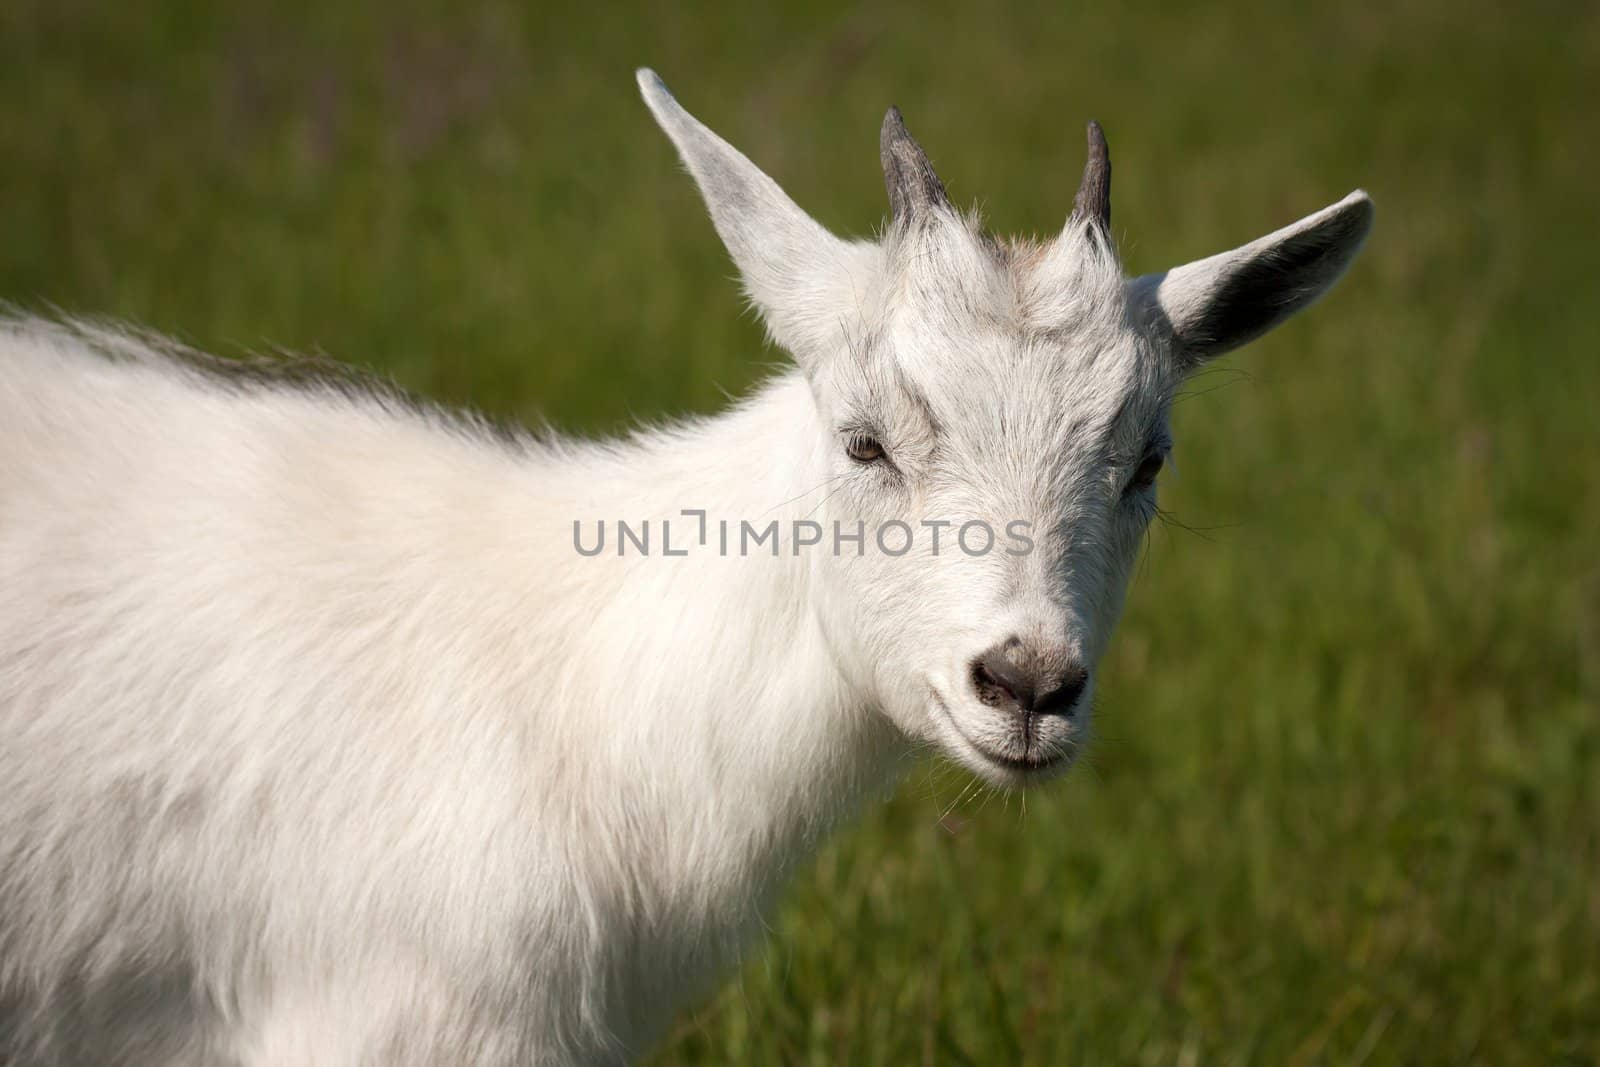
[880,106,951,223]
[1072,119,1111,230]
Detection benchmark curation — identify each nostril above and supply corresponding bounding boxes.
[969,658,1005,707]
[970,648,1036,712]
[1033,667,1089,719]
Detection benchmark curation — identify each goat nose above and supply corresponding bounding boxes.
[970,643,1088,718]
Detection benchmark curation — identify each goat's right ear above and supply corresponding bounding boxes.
[1130,191,1374,369]
[637,69,865,364]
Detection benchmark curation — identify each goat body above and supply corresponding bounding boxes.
[0,68,1372,1064]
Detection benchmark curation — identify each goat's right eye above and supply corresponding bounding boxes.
[845,433,885,464]
[1127,451,1165,492]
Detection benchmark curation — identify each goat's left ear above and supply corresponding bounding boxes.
[637,69,866,364]
[1130,191,1374,368]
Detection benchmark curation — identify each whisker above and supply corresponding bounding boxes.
[762,472,850,515]
[1154,505,1236,543]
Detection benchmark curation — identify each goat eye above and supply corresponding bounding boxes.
[845,433,885,464]
[1129,452,1164,491]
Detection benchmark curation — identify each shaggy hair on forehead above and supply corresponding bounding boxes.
[878,214,1130,347]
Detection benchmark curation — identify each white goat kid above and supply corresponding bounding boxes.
[0,69,1372,1065]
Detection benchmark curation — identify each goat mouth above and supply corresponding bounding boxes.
[928,690,1072,776]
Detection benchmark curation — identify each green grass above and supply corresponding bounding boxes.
[5,1,1598,1061]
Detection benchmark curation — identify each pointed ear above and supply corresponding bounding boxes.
[1130,191,1374,368]
[636,69,868,362]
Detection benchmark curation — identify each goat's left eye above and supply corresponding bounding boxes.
[846,433,885,464]
[1128,452,1164,492]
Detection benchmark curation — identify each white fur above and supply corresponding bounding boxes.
[0,71,1372,1065]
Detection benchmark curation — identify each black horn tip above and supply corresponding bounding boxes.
[881,106,910,151]
[1086,119,1107,154]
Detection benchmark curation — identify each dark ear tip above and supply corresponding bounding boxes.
[1325,191,1377,246]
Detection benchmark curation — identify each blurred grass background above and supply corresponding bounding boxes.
[4,0,1598,1061]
